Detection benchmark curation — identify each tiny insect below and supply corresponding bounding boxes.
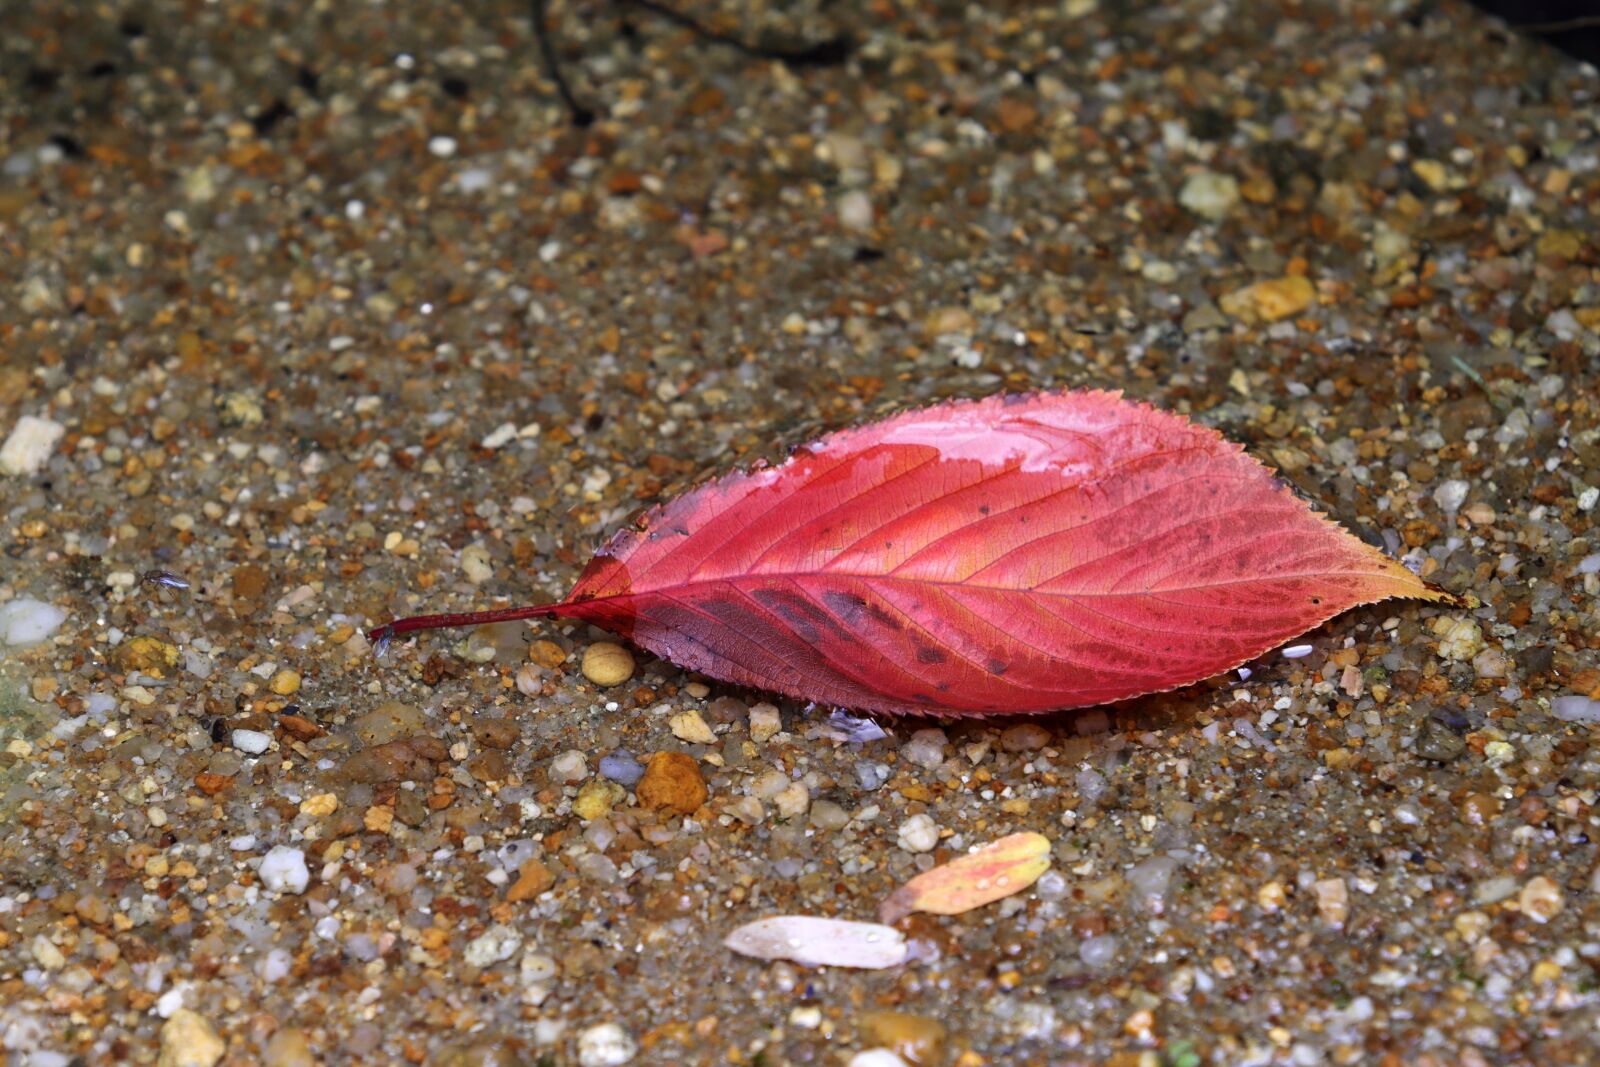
[141,570,191,590]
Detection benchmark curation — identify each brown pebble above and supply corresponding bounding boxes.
[528,639,567,669]
[994,97,1038,135]
[1000,723,1050,752]
[278,713,325,741]
[193,772,234,796]
[351,702,424,746]
[635,751,708,816]
[858,1011,947,1065]
[262,1028,317,1067]
[340,737,446,784]
[231,563,268,601]
[471,718,519,750]
[465,750,510,782]
[507,858,556,901]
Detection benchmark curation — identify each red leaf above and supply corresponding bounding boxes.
[372,390,1454,715]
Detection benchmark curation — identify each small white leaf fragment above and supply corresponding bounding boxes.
[724,916,907,970]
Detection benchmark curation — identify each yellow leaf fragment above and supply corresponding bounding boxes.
[879,831,1052,924]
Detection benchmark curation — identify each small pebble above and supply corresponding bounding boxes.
[574,781,625,821]
[463,924,522,968]
[599,751,645,786]
[748,702,782,743]
[0,414,65,476]
[1519,876,1564,923]
[259,846,310,894]
[269,669,301,696]
[1433,479,1470,514]
[1078,934,1119,968]
[550,750,589,782]
[1000,724,1049,752]
[582,642,635,686]
[1219,275,1314,323]
[232,729,272,754]
[898,813,941,853]
[635,752,708,816]
[262,1028,316,1067]
[157,1010,225,1067]
[1178,171,1240,220]
[30,934,65,969]
[902,728,948,769]
[1314,877,1349,927]
[576,1022,637,1067]
[810,800,850,831]
[857,1011,946,1065]
[773,781,810,819]
[848,1052,911,1067]
[669,709,716,745]
[838,189,875,232]
[459,543,494,583]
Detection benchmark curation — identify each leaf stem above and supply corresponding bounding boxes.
[367,603,564,653]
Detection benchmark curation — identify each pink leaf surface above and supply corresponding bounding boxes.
[372,390,1455,715]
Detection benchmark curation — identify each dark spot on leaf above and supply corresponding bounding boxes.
[822,589,868,624]
[751,586,852,645]
[987,658,1008,675]
[916,644,947,664]
[979,505,991,515]
[864,602,902,631]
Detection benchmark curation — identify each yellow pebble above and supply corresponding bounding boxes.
[581,642,635,686]
[574,781,625,821]
[270,669,301,696]
[299,793,338,817]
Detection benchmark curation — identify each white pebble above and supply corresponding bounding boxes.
[0,415,65,476]
[1127,856,1180,910]
[456,167,493,192]
[576,1022,637,1067]
[1433,479,1470,514]
[1078,934,1119,968]
[459,543,494,584]
[463,924,522,968]
[1552,695,1600,723]
[902,728,947,769]
[848,1052,912,1067]
[748,702,782,743]
[897,813,940,853]
[550,749,588,782]
[480,422,518,449]
[428,135,458,158]
[1178,171,1240,221]
[838,189,875,232]
[258,947,293,982]
[0,598,68,646]
[30,934,65,969]
[231,729,272,754]
[259,845,310,894]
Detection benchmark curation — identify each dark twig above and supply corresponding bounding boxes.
[530,0,597,126]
